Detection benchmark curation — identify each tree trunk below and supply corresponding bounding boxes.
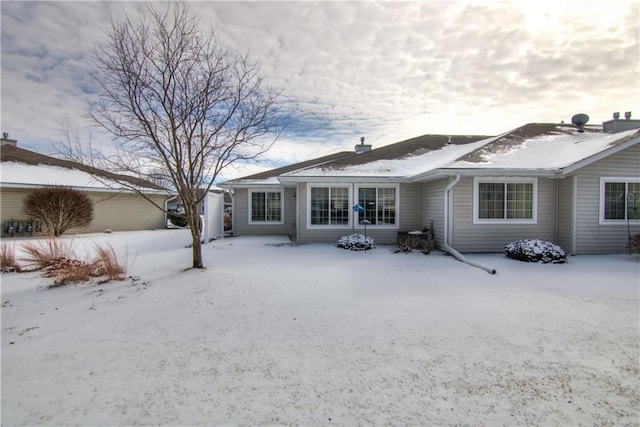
[187,203,205,269]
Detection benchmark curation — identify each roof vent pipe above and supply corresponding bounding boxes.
[625,111,632,120]
[613,112,620,120]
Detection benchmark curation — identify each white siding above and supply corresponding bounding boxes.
[420,179,447,248]
[449,177,557,252]
[572,144,640,254]
[232,187,296,238]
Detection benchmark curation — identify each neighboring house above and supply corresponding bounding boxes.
[220,114,640,255]
[0,134,171,236]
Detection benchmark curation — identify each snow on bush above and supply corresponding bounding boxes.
[336,234,375,251]
[505,239,567,264]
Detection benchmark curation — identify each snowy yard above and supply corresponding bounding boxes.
[2,229,639,425]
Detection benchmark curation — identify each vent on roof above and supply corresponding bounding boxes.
[1,132,17,147]
[355,136,371,154]
[571,113,589,133]
[603,111,640,133]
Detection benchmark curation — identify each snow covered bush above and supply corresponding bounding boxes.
[505,239,567,264]
[336,234,375,251]
[627,233,640,254]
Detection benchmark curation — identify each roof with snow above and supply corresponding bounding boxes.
[219,122,640,186]
[0,144,167,193]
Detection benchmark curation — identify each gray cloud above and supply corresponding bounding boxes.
[1,0,638,180]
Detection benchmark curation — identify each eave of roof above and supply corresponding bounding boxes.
[0,144,167,192]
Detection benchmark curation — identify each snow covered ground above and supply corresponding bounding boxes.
[2,229,639,425]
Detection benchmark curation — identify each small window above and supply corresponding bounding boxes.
[356,186,397,226]
[309,185,350,227]
[475,178,536,223]
[601,178,640,222]
[249,190,282,223]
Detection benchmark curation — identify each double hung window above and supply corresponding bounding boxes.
[250,190,282,223]
[475,178,536,223]
[601,178,640,222]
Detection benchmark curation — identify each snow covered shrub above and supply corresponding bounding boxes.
[505,239,567,264]
[336,234,375,251]
[627,233,640,254]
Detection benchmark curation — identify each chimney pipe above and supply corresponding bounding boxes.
[360,137,365,145]
[625,111,632,120]
[613,112,620,120]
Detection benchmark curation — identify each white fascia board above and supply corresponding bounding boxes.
[560,136,640,175]
[278,175,404,184]
[0,182,170,195]
[411,168,558,181]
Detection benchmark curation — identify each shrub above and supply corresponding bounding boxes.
[627,233,640,254]
[23,186,94,237]
[1,241,20,272]
[505,239,567,264]
[336,234,375,251]
[20,238,126,286]
[93,243,126,282]
[20,238,79,271]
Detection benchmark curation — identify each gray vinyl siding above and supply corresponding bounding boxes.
[232,187,296,238]
[1,187,167,235]
[420,179,447,249]
[556,177,574,253]
[449,177,557,252]
[571,144,640,254]
[296,182,421,244]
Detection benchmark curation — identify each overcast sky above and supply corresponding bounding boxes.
[1,1,638,181]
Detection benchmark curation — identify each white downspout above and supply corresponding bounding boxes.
[442,175,497,274]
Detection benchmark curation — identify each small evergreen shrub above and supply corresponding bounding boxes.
[336,234,375,251]
[627,233,640,254]
[505,239,567,264]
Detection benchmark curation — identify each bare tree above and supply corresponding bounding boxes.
[91,2,281,268]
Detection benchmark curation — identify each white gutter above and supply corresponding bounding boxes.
[442,174,497,274]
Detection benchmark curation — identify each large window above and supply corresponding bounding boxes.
[249,190,282,223]
[475,178,536,223]
[310,186,350,226]
[356,186,397,226]
[601,178,640,222]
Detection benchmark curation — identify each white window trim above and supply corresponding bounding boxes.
[473,177,538,224]
[354,184,400,229]
[599,177,640,225]
[306,183,352,229]
[248,188,284,225]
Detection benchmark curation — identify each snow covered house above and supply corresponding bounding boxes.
[220,116,640,255]
[1,135,171,236]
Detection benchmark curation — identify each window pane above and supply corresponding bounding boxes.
[378,187,396,225]
[311,187,329,225]
[251,192,265,222]
[331,187,349,225]
[265,192,281,222]
[604,182,626,220]
[478,183,504,219]
[358,187,376,224]
[629,183,640,220]
[506,183,533,219]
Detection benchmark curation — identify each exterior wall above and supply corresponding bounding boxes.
[295,182,421,244]
[449,176,557,252]
[1,187,167,235]
[556,177,574,253]
[571,144,640,254]
[420,179,448,248]
[232,187,296,238]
